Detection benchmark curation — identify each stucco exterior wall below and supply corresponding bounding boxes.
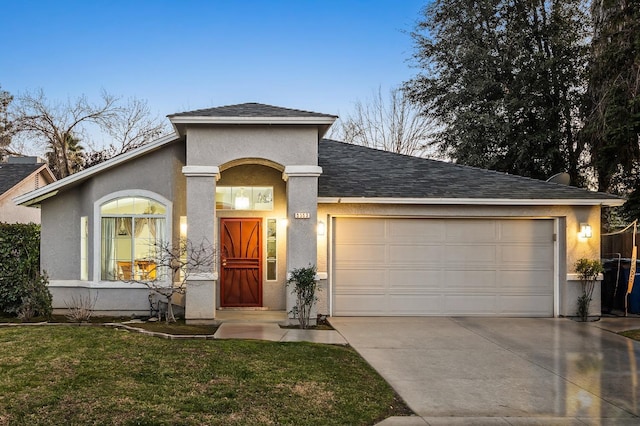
[186,125,318,168]
[41,141,186,315]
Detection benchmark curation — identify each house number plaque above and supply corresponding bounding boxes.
[294,212,310,219]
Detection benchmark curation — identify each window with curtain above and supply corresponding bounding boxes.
[100,196,167,281]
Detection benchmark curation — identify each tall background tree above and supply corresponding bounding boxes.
[405,0,590,184]
[581,0,640,222]
[0,85,16,156]
[329,87,436,157]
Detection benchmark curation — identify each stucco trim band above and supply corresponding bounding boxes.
[182,166,221,178]
[282,165,323,181]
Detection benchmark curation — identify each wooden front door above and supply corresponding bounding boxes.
[220,218,262,307]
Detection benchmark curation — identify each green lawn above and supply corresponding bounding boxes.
[620,329,640,341]
[0,326,411,425]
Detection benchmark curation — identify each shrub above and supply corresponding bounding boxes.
[0,223,52,318]
[287,264,319,329]
[575,258,604,321]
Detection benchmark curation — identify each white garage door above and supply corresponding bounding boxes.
[333,218,555,316]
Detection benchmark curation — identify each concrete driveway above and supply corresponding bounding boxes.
[330,317,640,425]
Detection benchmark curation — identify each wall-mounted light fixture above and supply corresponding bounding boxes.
[317,221,326,236]
[279,218,289,228]
[578,223,592,239]
[180,216,187,237]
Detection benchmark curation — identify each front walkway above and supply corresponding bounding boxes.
[212,310,347,345]
[330,317,640,425]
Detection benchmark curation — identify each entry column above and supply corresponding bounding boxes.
[182,165,220,323]
[283,166,322,317]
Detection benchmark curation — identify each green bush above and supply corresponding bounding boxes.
[287,264,319,329]
[575,258,604,321]
[0,223,52,318]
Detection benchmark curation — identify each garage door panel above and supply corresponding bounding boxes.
[389,269,443,289]
[334,269,386,290]
[443,295,498,314]
[445,270,497,288]
[498,270,553,289]
[500,220,554,243]
[498,295,553,316]
[443,245,497,263]
[335,243,386,263]
[336,295,387,315]
[389,244,444,264]
[388,219,446,242]
[336,218,386,242]
[499,245,553,265]
[334,218,555,317]
[446,220,497,242]
[388,295,444,314]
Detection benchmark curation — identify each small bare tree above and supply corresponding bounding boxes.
[129,238,215,323]
[328,87,437,157]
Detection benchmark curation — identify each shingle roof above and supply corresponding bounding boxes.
[169,103,337,119]
[0,163,43,196]
[317,139,620,201]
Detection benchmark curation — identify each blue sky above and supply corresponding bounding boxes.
[1,0,426,122]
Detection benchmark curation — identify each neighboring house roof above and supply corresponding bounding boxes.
[0,163,55,200]
[318,139,623,205]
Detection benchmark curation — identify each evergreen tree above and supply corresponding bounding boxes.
[405,0,589,183]
[581,0,640,221]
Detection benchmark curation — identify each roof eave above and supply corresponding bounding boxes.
[317,197,626,207]
[169,115,337,137]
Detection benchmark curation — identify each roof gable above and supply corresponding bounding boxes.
[0,163,50,197]
[318,139,622,204]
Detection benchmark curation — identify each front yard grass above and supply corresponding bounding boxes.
[620,329,640,341]
[0,326,411,425]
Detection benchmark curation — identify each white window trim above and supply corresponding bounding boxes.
[93,189,173,284]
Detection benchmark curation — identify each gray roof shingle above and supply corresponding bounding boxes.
[169,103,337,119]
[318,139,620,201]
[0,163,42,196]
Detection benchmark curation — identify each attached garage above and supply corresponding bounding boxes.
[333,217,555,317]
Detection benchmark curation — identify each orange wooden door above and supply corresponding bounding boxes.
[220,218,262,307]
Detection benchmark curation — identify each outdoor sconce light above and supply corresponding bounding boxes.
[179,216,187,236]
[317,221,326,236]
[578,223,592,239]
[279,218,289,228]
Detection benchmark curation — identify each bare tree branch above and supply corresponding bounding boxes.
[328,87,438,158]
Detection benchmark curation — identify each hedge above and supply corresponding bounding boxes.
[0,223,52,318]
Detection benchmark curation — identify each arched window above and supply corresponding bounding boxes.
[100,196,167,281]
